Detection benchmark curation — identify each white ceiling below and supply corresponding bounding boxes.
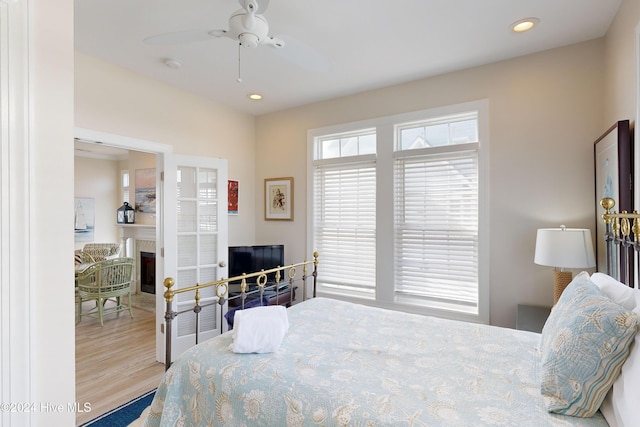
[74,0,622,116]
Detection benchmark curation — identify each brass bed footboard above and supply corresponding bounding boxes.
[162,252,318,370]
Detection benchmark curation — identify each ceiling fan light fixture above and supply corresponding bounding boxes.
[239,32,260,48]
[511,17,539,33]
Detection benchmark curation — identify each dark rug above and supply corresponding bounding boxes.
[79,389,155,427]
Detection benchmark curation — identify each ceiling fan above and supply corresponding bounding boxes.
[144,0,282,49]
[143,0,328,80]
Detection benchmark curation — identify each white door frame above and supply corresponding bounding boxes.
[74,127,172,361]
[1,1,31,425]
[635,21,640,211]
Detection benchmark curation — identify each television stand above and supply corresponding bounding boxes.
[228,285,297,308]
[225,286,297,329]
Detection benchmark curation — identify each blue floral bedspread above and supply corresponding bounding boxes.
[142,297,608,426]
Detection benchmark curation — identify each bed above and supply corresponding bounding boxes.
[136,197,640,427]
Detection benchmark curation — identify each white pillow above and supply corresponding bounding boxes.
[591,273,640,427]
[590,272,637,310]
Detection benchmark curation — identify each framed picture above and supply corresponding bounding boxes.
[135,168,156,214]
[594,120,632,276]
[228,180,239,215]
[74,197,95,242]
[265,177,293,220]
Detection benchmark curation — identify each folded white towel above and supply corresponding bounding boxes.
[231,305,289,354]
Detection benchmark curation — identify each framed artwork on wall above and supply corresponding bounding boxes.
[135,168,156,214]
[74,197,95,242]
[228,180,238,215]
[594,120,633,276]
[264,177,293,221]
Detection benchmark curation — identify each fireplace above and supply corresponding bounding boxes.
[140,251,156,294]
[116,225,157,294]
[135,239,156,295]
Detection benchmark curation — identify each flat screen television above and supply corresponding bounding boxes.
[228,245,284,285]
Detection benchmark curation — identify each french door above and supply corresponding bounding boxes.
[160,154,228,362]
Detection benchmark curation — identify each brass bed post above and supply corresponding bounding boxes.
[194,289,201,346]
[216,283,228,335]
[163,277,177,371]
[601,198,616,278]
[312,251,318,298]
[302,262,307,301]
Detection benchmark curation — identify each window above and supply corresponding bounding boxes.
[394,113,479,314]
[309,100,488,323]
[312,130,377,298]
[121,170,130,204]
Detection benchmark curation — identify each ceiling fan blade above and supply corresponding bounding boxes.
[262,36,285,48]
[271,35,330,73]
[238,0,269,14]
[143,29,219,45]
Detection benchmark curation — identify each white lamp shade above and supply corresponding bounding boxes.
[534,227,596,269]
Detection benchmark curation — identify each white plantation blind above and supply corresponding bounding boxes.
[313,159,377,297]
[394,144,479,311]
[309,101,487,321]
[121,170,130,203]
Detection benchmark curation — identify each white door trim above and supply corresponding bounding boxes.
[75,127,173,154]
[1,1,31,425]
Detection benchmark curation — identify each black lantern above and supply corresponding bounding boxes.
[117,202,135,224]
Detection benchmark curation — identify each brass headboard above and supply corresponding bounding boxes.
[600,197,639,286]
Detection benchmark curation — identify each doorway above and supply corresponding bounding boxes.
[73,128,171,422]
[74,127,171,351]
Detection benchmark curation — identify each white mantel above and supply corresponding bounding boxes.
[116,223,156,248]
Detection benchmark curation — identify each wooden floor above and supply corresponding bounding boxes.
[75,302,165,425]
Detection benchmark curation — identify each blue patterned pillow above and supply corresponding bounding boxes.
[540,272,638,417]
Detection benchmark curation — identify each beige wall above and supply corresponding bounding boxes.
[604,0,640,204]
[255,40,606,327]
[74,157,121,249]
[604,0,639,127]
[74,52,258,246]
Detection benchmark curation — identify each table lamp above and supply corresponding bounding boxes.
[534,225,596,303]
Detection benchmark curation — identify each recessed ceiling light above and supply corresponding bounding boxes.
[511,18,539,33]
[248,94,263,100]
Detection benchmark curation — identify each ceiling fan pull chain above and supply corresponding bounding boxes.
[237,42,242,83]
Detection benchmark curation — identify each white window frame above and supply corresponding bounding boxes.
[310,128,378,299]
[121,169,130,204]
[308,100,489,324]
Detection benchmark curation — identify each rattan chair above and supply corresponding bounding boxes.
[76,257,134,326]
[75,243,121,264]
[79,243,121,264]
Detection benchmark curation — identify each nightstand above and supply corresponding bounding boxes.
[516,304,551,333]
